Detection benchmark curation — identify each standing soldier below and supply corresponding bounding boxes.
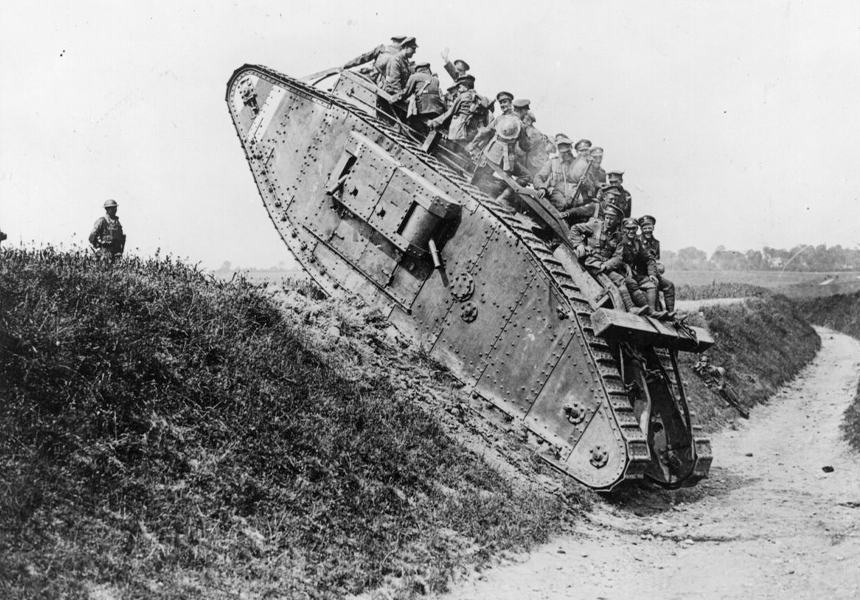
[428,74,484,143]
[638,214,676,317]
[470,114,530,209]
[598,170,632,218]
[403,62,446,131]
[89,199,126,261]
[342,36,407,80]
[533,136,597,222]
[383,37,418,100]
[440,49,471,84]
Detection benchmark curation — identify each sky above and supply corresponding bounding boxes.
[1,0,859,269]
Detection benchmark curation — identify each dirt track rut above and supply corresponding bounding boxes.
[443,327,860,600]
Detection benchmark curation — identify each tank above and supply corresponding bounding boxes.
[225,63,715,491]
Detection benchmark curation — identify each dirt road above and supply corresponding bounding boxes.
[443,328,860,600]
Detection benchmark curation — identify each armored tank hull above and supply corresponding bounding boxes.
[226,64,714,491]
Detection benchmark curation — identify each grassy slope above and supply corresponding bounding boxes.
[795,292,860,451]
[0,249,579,600]
[676,295,820,432]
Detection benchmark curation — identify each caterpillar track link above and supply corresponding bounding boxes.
[226,64,714,490]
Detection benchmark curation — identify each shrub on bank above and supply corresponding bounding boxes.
[677,295,820,430]
[0,248,575,599]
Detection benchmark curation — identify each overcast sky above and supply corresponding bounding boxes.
[2,0,858,269]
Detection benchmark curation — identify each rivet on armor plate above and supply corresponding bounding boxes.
[460,301,478,323]
[450,272,475,302]
[564,402,587,425]
[590,445,609,469]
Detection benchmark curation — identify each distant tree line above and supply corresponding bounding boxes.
[663,244,860,271]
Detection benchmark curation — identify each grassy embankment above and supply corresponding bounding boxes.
[674,287,820,431]
[795,292,860,451]
[0,249,582,600]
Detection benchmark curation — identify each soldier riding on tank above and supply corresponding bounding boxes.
[533,136,599,223]
[638,214,676,317]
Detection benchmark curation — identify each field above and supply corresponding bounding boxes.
[671,270,860,298]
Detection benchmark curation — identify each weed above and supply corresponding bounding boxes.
[0,248,574,599]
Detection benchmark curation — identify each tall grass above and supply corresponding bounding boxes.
[0,248,576,599]
[795,291,860,451]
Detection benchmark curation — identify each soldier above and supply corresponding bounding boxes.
[403,62,446,130]
[511,98,531,122]
[440,49,470,84]
[618,217,664,317]
[89,199,126,261]
[342,36,407,78]
[469,97,530,158]
[693,354,726,392]
[383,37,418,100]
[0,227,7,247]
[533,136,598,222]
[569,204,650,314]
[638,215,676,317]
[589,147,608,187]
[470,114,530,208]
[598,170,632,218]
[520,111,552,177]
[496,91,514,115]
[428,74,484,143]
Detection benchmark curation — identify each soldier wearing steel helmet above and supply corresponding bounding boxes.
[89,199,126,260]
[638,214,676,317]
[469,113,532,209]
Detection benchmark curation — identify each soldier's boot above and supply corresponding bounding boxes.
[664,290,676,320]
[646,287,659,310]
[617,285,636,312]
[629,288,654,317]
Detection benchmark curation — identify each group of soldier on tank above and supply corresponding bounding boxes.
[344,36,677,319]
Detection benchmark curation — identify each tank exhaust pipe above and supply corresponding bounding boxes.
[428,238,442,269]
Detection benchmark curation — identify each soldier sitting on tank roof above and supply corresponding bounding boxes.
[533,136,599,223]
[428,74,485,143]
[638,214,676,318]
[569,205,653,315]
[619,217,667,318]
[383,37,419,100]
[597,170,632,218]
[403,62,446,133]
[589,147,608,188]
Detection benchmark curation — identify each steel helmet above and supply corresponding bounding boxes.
[495,114,522,142]
[104,199,118,208]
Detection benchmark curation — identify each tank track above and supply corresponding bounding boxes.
[236,65,709,488]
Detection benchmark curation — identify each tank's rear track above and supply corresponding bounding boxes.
[226,65,712,490]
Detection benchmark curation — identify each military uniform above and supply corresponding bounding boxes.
[404,69,446,119]
[470,114,530,204]
[428,75,486,143]
[533,151,597,222]
[89,213,125,260]
[598,171,632,218]
[638,215,676,313]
